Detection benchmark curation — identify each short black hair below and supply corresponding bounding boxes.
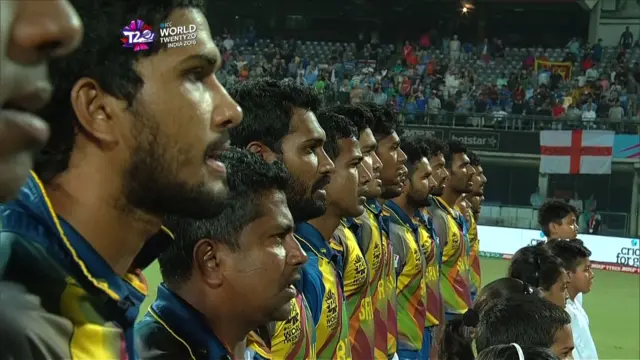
[477,345,560,360]
[228,78,322,151]
[423,136,448,159]
[545,239,592,272]
[316,110,358,160]
[538,200,579,237]
[444,140,467,169]
[327,104,373,133]
[468,150,481,167]
[158,147,288,286]
[400,134,430,177]
[360,102,398,138]
[476,295,571,352]
[35,0,206,183]
[508,244,566,291]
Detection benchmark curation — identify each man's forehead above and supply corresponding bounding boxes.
[338,137,362,157]
[290,109,325,138]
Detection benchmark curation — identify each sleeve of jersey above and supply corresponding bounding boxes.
[300,256,325,326]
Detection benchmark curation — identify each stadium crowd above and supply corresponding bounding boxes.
[0,1,607,360]
[215,30,640,133]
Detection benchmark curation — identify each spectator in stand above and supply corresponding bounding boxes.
[566,37,580,63]
[566,104,582,126]
[620,26,634,50]
[351,82,365,104]
[494,38,505,60]
[372,83,388,105]
[581,103,597,128]
[592,39,603,63]
[497,73,508,88]
[479,38,492,64]
[523,51,536,69]
[551,100,566,129]
[428,91,442,123]
[492,106,509,127]
[609,101,624,122]
[450,34,461,62]
[222,35,234,51]
[616,47,627,65]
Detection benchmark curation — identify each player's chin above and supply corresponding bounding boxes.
[269,300,293,322]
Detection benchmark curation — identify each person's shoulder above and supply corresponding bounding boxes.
[0,282,74,360]
[136,312,196,360]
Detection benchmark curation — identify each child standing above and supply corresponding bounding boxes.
[545,239,598,360]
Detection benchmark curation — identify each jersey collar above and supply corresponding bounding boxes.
[151,284,233,360]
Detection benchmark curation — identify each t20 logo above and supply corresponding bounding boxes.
[121,19,155,52]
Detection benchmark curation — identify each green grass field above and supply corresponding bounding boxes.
[140,258,640,359]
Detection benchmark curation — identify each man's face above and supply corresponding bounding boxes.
[359,128,382,199]
[116,9,242,219]
[549,213,578,239]
[325,138,369,218]
[570,258,594,295]
[376,131,407,199]
[550,325,575,360]
[406,158,436,208]
[545,270,569,308]
[446,152,475,194]
[469,195,483,215]
[470,165,487,196]
[224,190,307,322]
[429,152,449,197]
[0,0,82,201]
[280,108,335,223]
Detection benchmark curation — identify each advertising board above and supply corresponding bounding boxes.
[478,225,640,274]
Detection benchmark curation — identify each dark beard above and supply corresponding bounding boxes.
[381,185,402,200]
[286,173,326,223]
[122,108,228,219]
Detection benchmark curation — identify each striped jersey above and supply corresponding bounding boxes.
[355,201,392,359]
[247,293,316,360]
[428,197,472,315]
[384,201,427,353]
[296,223,352,360]
[0,172,172,360]
[466,210,481,298]
[416,208,444,328]
[332,221,372,359]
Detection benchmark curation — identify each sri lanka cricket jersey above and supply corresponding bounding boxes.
[247,293,316,360]
[384,201,427,353]
[0,172,173,360]
[428,197,472,315]
[295,223,352,360]
[415,208,443,328]
[332,220,372,359]
[466,209,481,300]
[355,200,392,359]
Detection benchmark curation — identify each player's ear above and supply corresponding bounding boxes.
[247,141,278,163]
[193,239,225,288]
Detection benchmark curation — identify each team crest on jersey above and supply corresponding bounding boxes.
[372,240,381,272]
[325,289,339,331]
[353,255,367,286]
[283,298,301,344]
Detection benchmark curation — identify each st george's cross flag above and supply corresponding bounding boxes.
[539,130,615,174]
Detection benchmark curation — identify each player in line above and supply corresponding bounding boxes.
[230,78,334,359]
[1,1,242,358]
[386,134,437,359]
[136,148,307,359]
[428,140,476,325]
[0,0,82,357]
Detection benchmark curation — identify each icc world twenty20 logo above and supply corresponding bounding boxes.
[121,19,155,51]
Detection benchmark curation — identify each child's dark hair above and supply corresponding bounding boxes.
[438,278,542,360]
[477,345,560,360]
[476,294,571,352]
[538,200,579,237]
[545,239,592,272]
[508,243,566,291]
